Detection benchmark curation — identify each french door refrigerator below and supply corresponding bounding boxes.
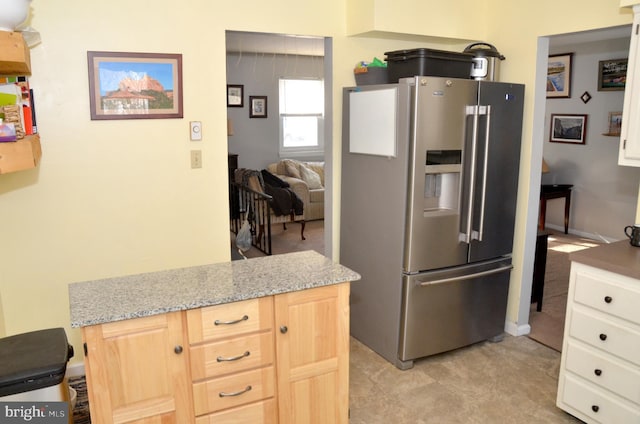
[341,76,524,369]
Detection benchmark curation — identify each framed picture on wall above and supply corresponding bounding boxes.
[606,111,622,136]
[598,58,627,91]
[249,96,267,118]
[550,114,587,144]
[546,53,573,98]
[227,84,244,107]
[87,51,183,120]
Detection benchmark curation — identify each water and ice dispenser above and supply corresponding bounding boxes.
[424,150,461,216]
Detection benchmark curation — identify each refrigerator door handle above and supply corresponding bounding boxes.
[417,263,513,286]
[461,105,480,244]
[473,105,491,242]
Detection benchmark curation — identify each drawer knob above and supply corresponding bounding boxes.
[591,405,599,413]
[599,333,607,341]
[174,345,183,354]
[280,325,288,334]
[594,369,602,376]
[214,315,249,326]
[604,296,612,304]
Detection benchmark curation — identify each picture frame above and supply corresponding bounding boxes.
[249,96,267,118]
[550,114,587,144]
[87,51,183,120]
[227,84,244,107]
[598,58,627,91]
[546,53,573,98]
[606,111,622,136]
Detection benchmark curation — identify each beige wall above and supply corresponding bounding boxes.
[0,0,634,367]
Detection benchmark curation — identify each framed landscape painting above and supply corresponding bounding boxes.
[550,114,587,144]
[547,53,573,98]
[598,58,627,91]
[87,51,183,120]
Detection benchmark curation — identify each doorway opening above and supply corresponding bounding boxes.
[225,30,333,260]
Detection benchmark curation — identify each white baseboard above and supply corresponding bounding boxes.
[544,224,620,243]
[66,362,86,378]
[505,321,531,336]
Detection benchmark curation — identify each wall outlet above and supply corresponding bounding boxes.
[191,150,202,169]
[190,121,202,141]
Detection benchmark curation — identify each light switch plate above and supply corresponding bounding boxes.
[190,121,202,141]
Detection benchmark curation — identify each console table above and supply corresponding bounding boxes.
[539,184,573,234]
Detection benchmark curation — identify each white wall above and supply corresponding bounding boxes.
[544,35,640,241]
[226,51,325,170]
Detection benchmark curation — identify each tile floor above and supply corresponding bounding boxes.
[348,335,582,424]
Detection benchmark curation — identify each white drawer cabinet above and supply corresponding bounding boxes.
[557,262,640,422]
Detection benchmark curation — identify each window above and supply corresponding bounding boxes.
[279,78,324,157]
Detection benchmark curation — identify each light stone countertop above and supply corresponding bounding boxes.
[69,250,361,328]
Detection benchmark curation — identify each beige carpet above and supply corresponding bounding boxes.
[231,219,324,259]
[527,232,602,352]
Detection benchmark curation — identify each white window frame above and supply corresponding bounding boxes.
[278,78,324,158]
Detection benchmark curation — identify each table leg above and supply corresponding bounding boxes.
[564,192,571,234]
[538,198,547,231]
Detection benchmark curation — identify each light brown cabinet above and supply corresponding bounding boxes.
[82,311,195,423]
[0,31,41,175]
[82,283,350,423]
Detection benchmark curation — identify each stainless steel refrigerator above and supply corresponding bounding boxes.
[340,76,524,369]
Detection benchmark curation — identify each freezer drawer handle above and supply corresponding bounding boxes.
[417,264,513,286]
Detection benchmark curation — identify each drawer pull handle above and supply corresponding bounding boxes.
[604,296,612,304]
[174,345,183,354]
[591,405,599,413]
[594,369,602,376]
[217,351,251,362]
[214,315,249,326]
[599,333,607,341]
[280,325,288,334]
[219,385,252,397]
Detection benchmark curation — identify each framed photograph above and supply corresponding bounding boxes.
[249,96,267,118]
[87,51,183,120]
[607,111,622,136]
[546,53,573,98]
[227,84,244,107]
[550,114,587,144]
[598,58,627,91]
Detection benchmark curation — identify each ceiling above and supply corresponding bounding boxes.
[226,31,325,56]
[549,24,631,47]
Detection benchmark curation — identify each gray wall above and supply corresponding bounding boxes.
[226,52,325,171]
[544,36,640,241]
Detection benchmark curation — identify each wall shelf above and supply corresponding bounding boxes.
[0,135,41,174]
[0,31,39,175]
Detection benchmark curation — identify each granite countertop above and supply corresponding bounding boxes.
[570,240,640,280]
[69,250,361,328]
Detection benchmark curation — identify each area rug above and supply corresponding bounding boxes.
[527,232,601,352]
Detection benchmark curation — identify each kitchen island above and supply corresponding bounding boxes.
[556,240,640,423]
[69,250,360,423]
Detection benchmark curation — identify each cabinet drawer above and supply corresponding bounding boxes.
[190,331,274,379]
[187,297,273,343]
[574,269,640,324]
[560,374,640,423]
[569,308,640,366]
[565,341,640,406]
[195,398,277,424]
[192,366,275,415]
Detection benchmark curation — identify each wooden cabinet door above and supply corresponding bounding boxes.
[274,283,350,424]
[82,311,194,424]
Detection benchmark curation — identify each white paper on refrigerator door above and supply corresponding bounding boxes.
[349,88,397,157]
